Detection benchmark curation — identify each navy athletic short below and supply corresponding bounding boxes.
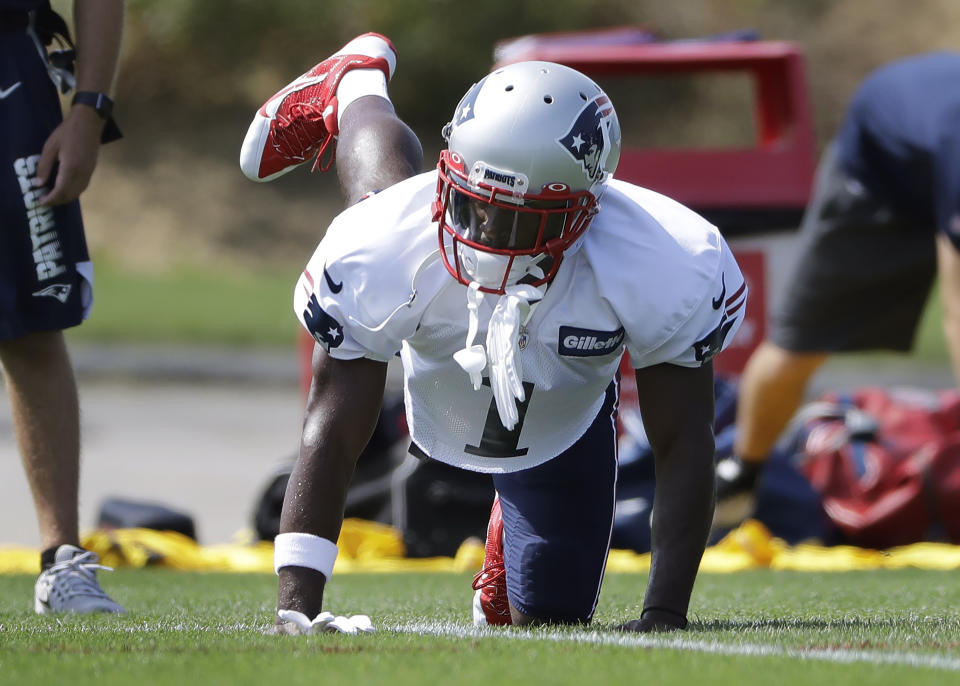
[0,26,92,341]
[492,378,619,623]
[770,144,937,353]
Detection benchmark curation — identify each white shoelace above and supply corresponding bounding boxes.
[46,550,115,599]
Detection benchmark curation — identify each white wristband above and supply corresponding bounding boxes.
[274,533,339,579]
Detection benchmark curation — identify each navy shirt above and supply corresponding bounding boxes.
[0,1,46,11]
[834,52,960,237]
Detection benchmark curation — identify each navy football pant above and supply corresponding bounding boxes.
[493,378,619,623]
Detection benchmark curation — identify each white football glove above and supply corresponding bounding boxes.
[486,284,542,430]
[276,609,376,635]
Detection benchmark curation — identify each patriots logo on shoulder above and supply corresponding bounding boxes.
[32,283,72,303]
[557,94,615,183]
[302,293,343,350]
[692,316,738,364]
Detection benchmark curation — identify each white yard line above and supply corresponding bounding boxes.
[388,619,960,672]
[8,618,958,672]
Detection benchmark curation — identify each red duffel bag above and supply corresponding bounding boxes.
[796,387,960,549]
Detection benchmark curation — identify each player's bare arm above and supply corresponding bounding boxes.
[618,361,716,632]
[37,0,124,206]
[275,347,387,623]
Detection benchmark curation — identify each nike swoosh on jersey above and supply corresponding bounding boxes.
[257,73,328,118]
[711,273,726,309]
[0,82,22,99]
[323,267,343,293]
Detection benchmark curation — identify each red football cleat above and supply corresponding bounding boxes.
[240,32,397,182]
[472,495,512,626]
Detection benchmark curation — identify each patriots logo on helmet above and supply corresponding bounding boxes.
[447,80,483,133]
[302,293,343,350]
[557,94,614,182]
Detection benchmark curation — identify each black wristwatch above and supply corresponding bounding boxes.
[71,91,114,120]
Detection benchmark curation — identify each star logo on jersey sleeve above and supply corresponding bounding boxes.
[302,293,343,349]
[692,316,737,363]
[693,279,747,363]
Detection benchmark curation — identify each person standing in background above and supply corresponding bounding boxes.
[0,0,125,613]
[714,52,960,528]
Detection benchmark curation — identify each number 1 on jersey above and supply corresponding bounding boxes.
[464,379,534,458]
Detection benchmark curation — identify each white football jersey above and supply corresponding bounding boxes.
[294,172,746,474]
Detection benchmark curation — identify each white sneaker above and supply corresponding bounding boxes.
[34,544,126,614]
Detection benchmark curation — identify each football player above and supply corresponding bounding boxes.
[1,0,125,614]
[714,52,960,529]
[241,33,747,635]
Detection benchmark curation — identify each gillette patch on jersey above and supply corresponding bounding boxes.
[558,325,625,357]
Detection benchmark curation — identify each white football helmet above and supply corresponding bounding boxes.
[433,61,622,294]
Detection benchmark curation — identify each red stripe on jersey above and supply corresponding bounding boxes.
[726,298,745,316]
[726,282,746,307]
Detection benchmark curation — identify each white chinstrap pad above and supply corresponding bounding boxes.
[454,282,543,430]
[274,533,339,579]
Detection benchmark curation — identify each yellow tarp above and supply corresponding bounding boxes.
[3,519,960,575]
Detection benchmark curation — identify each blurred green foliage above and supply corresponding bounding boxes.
[120,0,647,131]
[61,0,954,162]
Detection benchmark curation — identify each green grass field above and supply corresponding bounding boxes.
[1,569,958,685]
[66,257,302,348]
